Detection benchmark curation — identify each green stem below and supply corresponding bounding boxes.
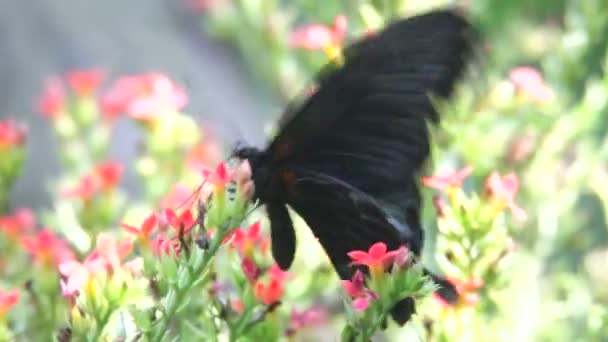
[150,226,229,342]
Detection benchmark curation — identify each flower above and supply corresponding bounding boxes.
[291,15,347,61]
[66,69,104,96]
[254,262,289,305]
[422,166,474,191]
[231,299,244,314]
[164,208,196,235]
[434,277,483,308]
[102,73,187,121]
[484,171,526,221]
[59,253,106,297]
[393,246,411,268]
[341,270,378,312]
[234,160,254,200]
[95,162,124,190]
[187,136,223,172]
[151,236,181,257]
[62,174,98,200]
[202,161,234,192]
[37,77,66,118]
[254,277,284,305]
[0,208,36,238]
[59,233,137,296]
[231,221,264,258]
[21,229,75,267]
[241,257,259,283]
[0,119,27,148]
[161,183,195,209]
[347,242,400,277]
[509,67,555,104]
[121,213,158,243]
[94,233,134,271]
[287,306,328,336]
[0,288,19,318]
[62,162,124,200]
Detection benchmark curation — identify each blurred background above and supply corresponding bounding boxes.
[1,0,608,340]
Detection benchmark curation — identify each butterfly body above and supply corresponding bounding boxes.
[233,9,475,324]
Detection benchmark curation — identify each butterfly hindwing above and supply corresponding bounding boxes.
[266,202,297,270]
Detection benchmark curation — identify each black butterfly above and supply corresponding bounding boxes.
[232,9,474,323]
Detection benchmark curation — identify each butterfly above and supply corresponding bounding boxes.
[232,9,475,323]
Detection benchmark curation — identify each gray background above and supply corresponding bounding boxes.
[0,0,276,209]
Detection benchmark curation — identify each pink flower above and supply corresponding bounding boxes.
[509,67,555,104]
[347,242,400,277]
[422,166,474,191]
[0,119,27,148]
[66,69,104,96]
[288,306,328,335]
[0,208,36,238]
[121,213,158,243]
[62,174,98,200]
[484,171,526,221]
[95,233,133,271]
[151,236,181,257]
[291,15,347,50]
[59,254,106,297]
[102,73,188,121]
[37,77,66,118]
[0,288,19,317]
[202,161,234,191]
[241,257,259,283]
[161,183,195,209]
[21,229,76,267]
[341,270,378,312]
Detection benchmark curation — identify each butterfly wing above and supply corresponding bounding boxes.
[266,9,473,255]
[283,169,410,278]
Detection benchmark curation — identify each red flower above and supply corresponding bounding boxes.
[0,288,19,317]
[241,257,259,283]
[37,77,66,118]
[95,162,123,190]
[509,67,555,104]
[347,242,400,277]
[253,262,290,306]
[254,278,283,305]
[291,15,347,51]
[121,212,157,242]
[62,162,123,200]
[422,166,474,191]
[164,208,196,235]
[202,161,234,191]
[21,229,76,267]
[0,208,36,238]
[66,69,104,96]
[341,270,378,312]
[0,119,27,148]
[231,221,264,258]
[484,171,526,221]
